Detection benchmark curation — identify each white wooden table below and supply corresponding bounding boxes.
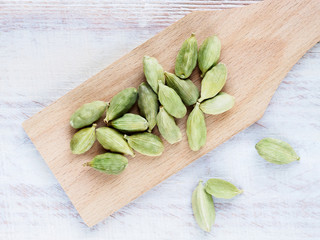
[1,1,319,239]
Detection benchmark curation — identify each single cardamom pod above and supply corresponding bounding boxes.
[70,101,108,129]
[255,138,300,164]
[143,56,165,93]
[200,92,235,115]
[96,127,134,156]
[164,71,199,106]
[198,63,227,102]
[138,82,159,132]
[158,81,187,118]
[110,113,148,133]
[198,35,221,77]
[84,152,128,175]
[205,178,243,199]
[187,102,206,151]
[156,106,182,144]
[70,124,96,154]
[175,33,198,79]
[192,181,215,232]
[124,132,164,156]
[104,87,138,123]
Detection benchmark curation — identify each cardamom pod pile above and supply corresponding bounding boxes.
[69,33,235,175]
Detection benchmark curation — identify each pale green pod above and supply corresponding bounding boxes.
[124,132,164,156]
[156,106,182,144]
[175,33,198,79]
[84,153,128,175]
[158,81,187,119]
[192,181,215,232]
[143,56,165,93]
[198,63,227,102]
[200,92,235,115]
[104,87,138,123]
[138,82,159,132]
[70,124,96,154]
[198,35,221,77]
[164,71,199,106]
[96,127,134,156]
[205,178,243,199]
[187,102,206,151]
[70,101,107,129]
[255,138,300,165]
[110,113,148,133]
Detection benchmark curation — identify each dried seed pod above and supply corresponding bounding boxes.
[164,71,199,106]
[198,35,221,77]
[192,181,215,232]
[255,138,300,164]
[70,101,107,129]
[110,113,148,133]
[175,33,198,79]
[205,178,243,199]
[124,132,164,157]
[143,56,165,93]
[198,63,227,102]
[186,102,206,151]
[158,81,187,119]
[96,127,134,156]
[70,124,96,154]
[200,92,235,115]
[156,106,182,144]
[84,153,128,175]
[104,87,138,123]
[138,82,159,132]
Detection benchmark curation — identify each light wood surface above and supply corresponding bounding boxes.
[21,0,320,227]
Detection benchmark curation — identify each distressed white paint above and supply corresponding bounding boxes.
[0,0,319,239]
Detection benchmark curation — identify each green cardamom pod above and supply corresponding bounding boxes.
[200,92,235,115]
[70,124,96,154]
[143,56,165,93]
[104,87,138,123]
[96,127,134,156]
[198,63,227,102]
[255,138,300,164]
[198,35,221,77]
[84,153,128,175]
[187,102,206,151]
[110,113,148,133]
[70,101,107,129]
[158,81,187,118]
[175,33,198,79]
[192,181,215,232]
[138,82,159,132]
[124,132,164,156]
[205,178,243,199]
[156,106,182,144]
[164,71,199,106]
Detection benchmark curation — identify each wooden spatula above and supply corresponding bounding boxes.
[22,0,320,227]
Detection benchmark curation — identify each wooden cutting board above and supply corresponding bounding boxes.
[22,0,320,227]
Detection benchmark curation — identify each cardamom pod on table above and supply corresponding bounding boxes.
[205,178,243,199]
[138,82,159,132]
[110,113,148,133]
[175,33,198,79]
[70,101,108,129]
[164,71,199,106]
[84,152,128,175]
[96,127,134,156]
[70,124,96,154]
[104,87,138,123]
[198,35,221,77]
[158,81,187,119]
[143,56,165,93]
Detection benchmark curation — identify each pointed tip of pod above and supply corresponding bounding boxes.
[191,33,196,37]
[83,162,91,167]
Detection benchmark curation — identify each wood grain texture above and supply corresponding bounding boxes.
[1,0,320,239]
[21,0,320,227]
